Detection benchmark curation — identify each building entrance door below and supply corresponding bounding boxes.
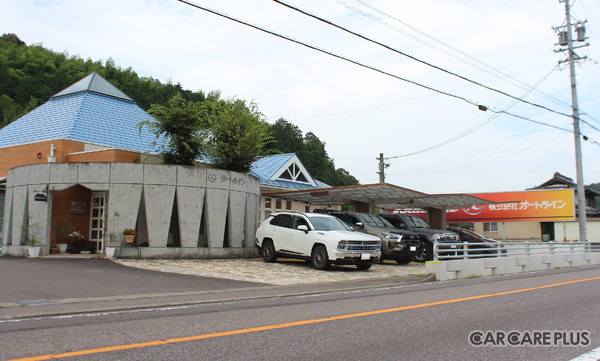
[90,192,106,252]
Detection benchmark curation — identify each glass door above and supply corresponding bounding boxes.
[90,192,106,252]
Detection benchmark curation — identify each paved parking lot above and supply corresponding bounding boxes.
[116,258,427,285]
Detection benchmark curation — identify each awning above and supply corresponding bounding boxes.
[264,183,497,210]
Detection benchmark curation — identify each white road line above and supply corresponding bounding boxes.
[570,346,600,361]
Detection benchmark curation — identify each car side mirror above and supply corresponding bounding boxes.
[353,222,364,229]
[297,225,309,233]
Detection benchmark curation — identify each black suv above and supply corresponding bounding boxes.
[328,211,421,264]
[379,214,459,262]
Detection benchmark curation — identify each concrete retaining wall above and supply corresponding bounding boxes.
[1,163,260,258]
[426,253,600,281]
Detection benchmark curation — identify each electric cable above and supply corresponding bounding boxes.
[343,0,572,110]
[177,0,489,111]
[274,0,573,119]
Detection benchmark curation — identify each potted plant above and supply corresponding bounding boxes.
[25,238,41,257]
[123,228,136,244]
[54,218,74,254]
[105,232,119,258]
[105,211,121,258]
[20,217,42,257]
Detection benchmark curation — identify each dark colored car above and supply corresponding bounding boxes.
[448,227,507,257]
[379,214,459,262]
[328,211,420,264]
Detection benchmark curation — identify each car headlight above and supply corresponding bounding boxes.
[432,233,443,241]
[382,231,401,240]
[337,241,348,250]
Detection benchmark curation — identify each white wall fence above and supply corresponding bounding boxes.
[425,241,600,281]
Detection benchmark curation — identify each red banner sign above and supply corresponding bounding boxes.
[393,189,575,222]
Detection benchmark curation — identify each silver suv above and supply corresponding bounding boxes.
[255,212,381,270]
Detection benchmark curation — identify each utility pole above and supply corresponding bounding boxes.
[555,0,589,242]
[376,153,389,183]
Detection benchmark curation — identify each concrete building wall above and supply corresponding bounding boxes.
[473,221,541,241]
[1,163,260,258]
[554,219,600,242]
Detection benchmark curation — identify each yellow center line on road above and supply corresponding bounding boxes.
[10,276,600,361]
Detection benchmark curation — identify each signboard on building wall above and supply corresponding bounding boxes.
[449,189,575,222]
[392,189,575,222]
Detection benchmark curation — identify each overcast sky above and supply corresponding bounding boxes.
[3,0,600,194]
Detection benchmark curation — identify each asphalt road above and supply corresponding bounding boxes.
[1,263,599,360]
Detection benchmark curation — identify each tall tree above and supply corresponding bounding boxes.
[207,99,272,173]
[142,93,209,166]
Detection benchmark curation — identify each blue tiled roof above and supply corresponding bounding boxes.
[0,90,160,153]
[250,153,330,190]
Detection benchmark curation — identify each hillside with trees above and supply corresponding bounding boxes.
[0,33,358,186]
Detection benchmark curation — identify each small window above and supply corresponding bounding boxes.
[265,197,272,209]
[275,199,282,210]
[270,214,293,228]
[286,200,292,210]
[483,222,498,232]
[305,205,310,213]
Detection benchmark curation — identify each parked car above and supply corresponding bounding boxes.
[447,227,507,257]
[379,214,459,262]
[327,211,420,264]
[255,212,381,270]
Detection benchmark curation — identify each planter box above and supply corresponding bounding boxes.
[57,243,68,253]
[28,246,41,257]
[105,247,117,258]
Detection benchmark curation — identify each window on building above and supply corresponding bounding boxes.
[286,200,292,210]
[483,222,498,232]
[265,197,272,209]
[275,199,282,210]
[305,205,311,213]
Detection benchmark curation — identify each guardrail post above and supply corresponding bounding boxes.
[463,241,468,259]
[433,242,438,261]
[549,241,555,255]
[526,241,530,256]
[569,240,574,253]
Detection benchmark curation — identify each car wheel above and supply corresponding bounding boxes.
[395,254,411,265]
[261,240,277,263]
[311,245,330,270]
[356,263,372,270]
[413,243,433,262]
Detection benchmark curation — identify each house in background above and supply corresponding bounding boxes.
[0,72,329,257]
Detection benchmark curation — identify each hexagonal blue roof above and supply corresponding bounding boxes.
[0,72,159,153]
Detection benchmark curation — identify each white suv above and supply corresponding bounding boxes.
[255,212,381,270]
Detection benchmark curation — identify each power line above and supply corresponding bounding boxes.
[178,0,591,139]
[177,0,488,111]
[386,67,562,159]
[274,0,573,119]
[344,0,572,111]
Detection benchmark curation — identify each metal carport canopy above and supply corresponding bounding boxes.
[264,183,497,209]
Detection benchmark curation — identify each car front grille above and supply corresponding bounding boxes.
[346,240,380,251]
[442,233,459,242]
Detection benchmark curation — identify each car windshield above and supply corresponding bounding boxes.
[460,229,485,239]
[361,214,394,228]
[409,216,430,229]
[308,216,352,231]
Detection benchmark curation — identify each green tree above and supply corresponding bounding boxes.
[207,99,272,173]
[266,118,304,154]
[142,93,209,166]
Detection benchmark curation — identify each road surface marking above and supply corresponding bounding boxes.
[9,276,600,361]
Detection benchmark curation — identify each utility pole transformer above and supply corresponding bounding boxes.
[555,0,589,242]
[377,153,389,183]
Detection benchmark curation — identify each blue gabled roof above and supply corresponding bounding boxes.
[250,153,330,190]
[0,74,159,153]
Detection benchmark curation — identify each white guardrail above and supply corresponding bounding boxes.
[433,241,600,260]
[426,241,600,281]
